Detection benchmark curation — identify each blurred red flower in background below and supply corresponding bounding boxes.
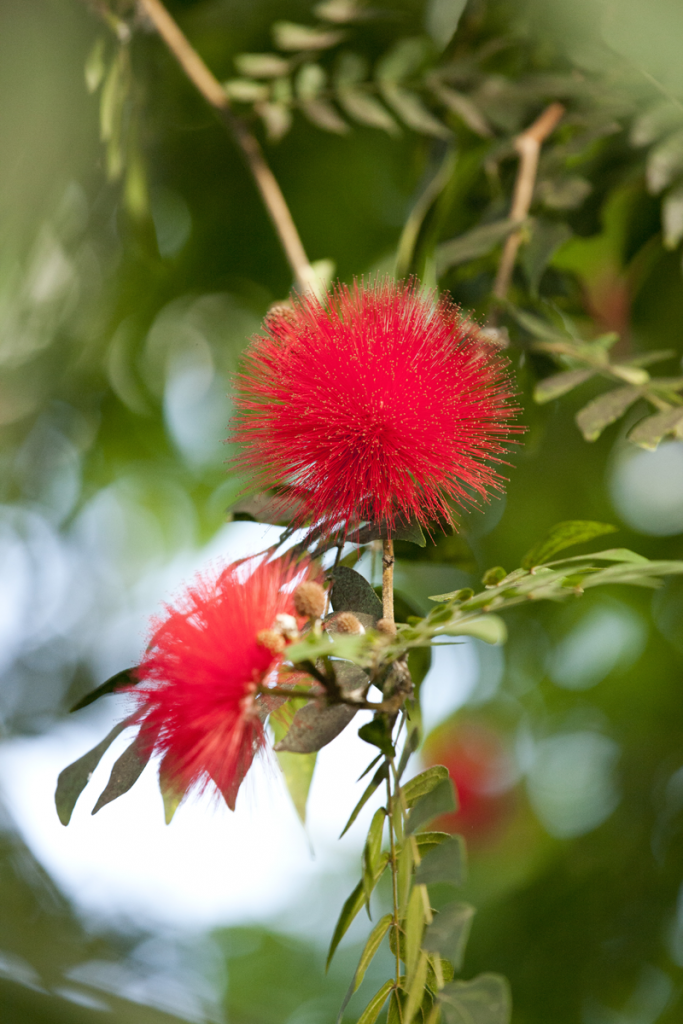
[231,280,521,535]
[133,556,317,810]
[424,718,518,844]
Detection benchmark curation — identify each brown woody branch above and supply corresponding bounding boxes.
[85,0,317,293]
[493,102,565,301]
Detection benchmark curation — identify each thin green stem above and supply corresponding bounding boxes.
[386,767,403,1015]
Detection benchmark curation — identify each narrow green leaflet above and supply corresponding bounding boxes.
[404,886,426,983]
[438,973,512,1024]
[521,520,618,569]
[415,835,466,887]
[406,778,457,834]
[358,753,383,781]
[326,857,389,968]
[363,807,387,902]
[436,219,520,274]
[70,666,138,713]
[358,717,395,757]
[335,914,393,1024]
[276,750,317,822]
[533,368,595,404]
[575,385,643,441]
[442,615,507,645]
[423,902,476,970]
[158,767,185,825]
[340,762,389,837]
[55,717,135,825]
[92,728,156,815]
[425,0,467,49]
[628,406,683,449]
[543,548,649,567]
[356,979,394,1024]
[415,831,451,856]
[354,914,392,993]
[404,951,429,1024]
[403,766,449,807]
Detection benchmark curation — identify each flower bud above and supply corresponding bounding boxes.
[376,618,397,636]
[257,629,287,655]
[335,612,364,635]
[293,581,327,620]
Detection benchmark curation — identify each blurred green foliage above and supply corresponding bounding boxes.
[2,0,683,1021]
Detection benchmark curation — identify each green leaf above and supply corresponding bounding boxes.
[428,588,474,603]
[398,837,414,915]
[301,99,349,134]
[442,615,507,645]
[358,753,383,781]
[363,807,387,902]
[404,885,426,982]
[403,766,449,808]
[387,990,403,1024]
[438,973,512,1024]
[276,749,317,822]
[376,38,428,83]
[327,857,389,968]
[415,830,451,856]
[70,666,139,713]
[647,129,683,194]
[223,78,270,103]
[234,53,291,78]
[354,914,392,993]
[85,36,107,94]
[534,368,595,404]
[315,0,366,23]
[381,85,450,139]
[158,764,185,825]
[272,21,345,51]
[423,903,476,972]
[405,951,430,1024]
[521,219,573,296]
[431,83,492,138]
[356,512,427,547]
[359,717,395,758]
[436,219,520,274]
[425,0,467,50]
[55,717,134,825]
[329,565,384,621]
[416,835,466,888]
[663,183,683,248]
[340,762,389,838]
[92,728,155,815]
[335,913,392,1024]
[545,548,649,567]
[338,85,400,134]
[482,567,507,587]
[628,406,683,449]
[406,778,457,834]
[257,101,293,143]
[274,697,358,753]
[521,520,618,569]
[575,386,644,441]
[356,980,394,1024]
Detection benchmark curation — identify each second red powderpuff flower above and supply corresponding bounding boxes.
[133,556,318,810]
[231,279,521,534]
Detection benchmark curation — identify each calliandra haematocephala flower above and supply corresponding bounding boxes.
[230,279,522,536]
[133,556,322,810]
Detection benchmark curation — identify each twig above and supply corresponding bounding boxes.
[89,0,316,292]
[492,102,565,301]
[382,539,395,624]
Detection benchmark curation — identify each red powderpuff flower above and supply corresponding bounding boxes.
[133,556,317,810]
[231,280,522,534]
